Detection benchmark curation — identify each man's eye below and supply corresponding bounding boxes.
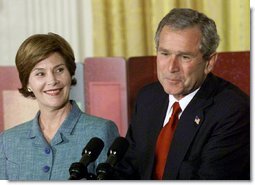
[181,55,192,61]
[160,52,169,56]
[183,55,190,59]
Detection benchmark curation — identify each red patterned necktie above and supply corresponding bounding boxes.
[154,102,181,180]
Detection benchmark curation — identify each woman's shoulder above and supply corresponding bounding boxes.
[74,113,120,142]
[79,113,116,127]
[75,113,118,134]
[1,120,33,138]
[71,100,116,126]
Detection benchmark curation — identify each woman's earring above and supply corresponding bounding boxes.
[27,87,33,92]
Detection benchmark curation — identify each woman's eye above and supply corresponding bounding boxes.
[35,72,44,76]
[56,67,64,73]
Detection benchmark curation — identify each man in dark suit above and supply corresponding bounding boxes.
[114,8,250,180]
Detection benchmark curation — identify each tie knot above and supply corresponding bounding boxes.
[172,102,181,116]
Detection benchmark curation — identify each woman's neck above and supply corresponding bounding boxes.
[39,102,72,143]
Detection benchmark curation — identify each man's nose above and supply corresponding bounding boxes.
[168,55,180,72]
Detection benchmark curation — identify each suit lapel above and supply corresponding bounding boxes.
[163,97,212,179]
[163,73,218,179]
[143,85,169,179]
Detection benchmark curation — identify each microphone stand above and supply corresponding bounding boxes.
[68,162,96,180]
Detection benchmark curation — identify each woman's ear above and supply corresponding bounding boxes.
[27,87,33,92]
[204,53,218,74]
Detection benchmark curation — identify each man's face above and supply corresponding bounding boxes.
[156,26,215,100]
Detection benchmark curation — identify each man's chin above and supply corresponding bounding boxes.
[164,87,182,96]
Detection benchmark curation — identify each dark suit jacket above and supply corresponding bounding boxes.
[116,73,250,180]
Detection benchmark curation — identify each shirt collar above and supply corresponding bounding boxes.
[58,100,82,134]
[163,88,200,126]
[29,100,82,139]
[169,88,200,113]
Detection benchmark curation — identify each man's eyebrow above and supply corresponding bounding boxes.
[157,47,169,52]
[157,48,195,56]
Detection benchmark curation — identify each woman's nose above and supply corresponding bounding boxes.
[47,72,59,86]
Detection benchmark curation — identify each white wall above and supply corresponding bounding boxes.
[0,0,93,66]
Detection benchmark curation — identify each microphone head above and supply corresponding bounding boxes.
[69,137,104,180]
[95,137,129,179]
[108,137,129,161]
[82,137,104,162]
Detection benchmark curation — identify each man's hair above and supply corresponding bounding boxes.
[155,8,220,60]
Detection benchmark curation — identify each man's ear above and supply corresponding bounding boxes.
[204,53,218,74]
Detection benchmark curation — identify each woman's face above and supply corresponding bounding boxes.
[27,52,72,111]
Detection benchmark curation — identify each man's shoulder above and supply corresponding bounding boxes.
[213,75,248,99]
[201,74,249,109]
[138,81,165,96]
[200,74,248,98]
[134,81,168,107]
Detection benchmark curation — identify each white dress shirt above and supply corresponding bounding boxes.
[163,88,200,127]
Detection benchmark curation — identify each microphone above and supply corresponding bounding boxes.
[96,137,129,180]
[69,137,104,180]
